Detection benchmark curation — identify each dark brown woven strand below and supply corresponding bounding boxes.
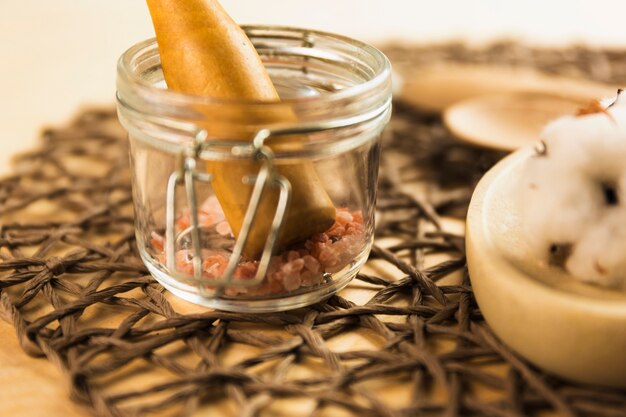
[1,43,625,417]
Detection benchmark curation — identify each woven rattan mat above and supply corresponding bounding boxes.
[1,43,626,417]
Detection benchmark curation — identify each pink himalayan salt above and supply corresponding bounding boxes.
[176,196,232,236]
[150,231,165,253]
[153,200,365,296]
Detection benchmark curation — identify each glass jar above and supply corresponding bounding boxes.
[116,26,392,312]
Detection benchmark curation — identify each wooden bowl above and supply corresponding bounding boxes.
[466,148,626,388]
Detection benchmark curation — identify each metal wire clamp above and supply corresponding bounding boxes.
[164,129,292,298]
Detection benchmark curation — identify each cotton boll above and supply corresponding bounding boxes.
[571,119,626,181]
[619,170,626,203]
[566,207,626,289]
[520,154,605,255]
[539,117,590,166]
[519,89,626,289]
[543,111,626,182]
[610,103,626,131]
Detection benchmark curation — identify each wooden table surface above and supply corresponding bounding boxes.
[0,322,89,417]
[2,2,623,416]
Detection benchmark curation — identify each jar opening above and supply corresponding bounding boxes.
[118,25,391,106]
[116,25,392,157]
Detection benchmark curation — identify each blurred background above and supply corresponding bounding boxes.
[0,0,625,172]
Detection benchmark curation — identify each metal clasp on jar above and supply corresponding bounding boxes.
[164,129,291,298]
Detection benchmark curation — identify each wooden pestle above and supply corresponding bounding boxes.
[146,0,336,258]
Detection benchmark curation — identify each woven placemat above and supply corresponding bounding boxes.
[1,43,625,417]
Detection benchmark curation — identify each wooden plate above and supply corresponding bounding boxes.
[443,92,587,151]
[398,64,616,114]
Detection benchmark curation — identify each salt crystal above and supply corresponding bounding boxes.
[303,255,321,273]
[158,205,366,296]
[336,209,353,224]
[216,221,232,236]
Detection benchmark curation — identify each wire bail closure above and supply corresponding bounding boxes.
[164,129,292,298]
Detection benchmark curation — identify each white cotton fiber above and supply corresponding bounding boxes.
[521,156,603,248]
[519,90,626,289]
[566,207,626,290]
[541,112,626,181]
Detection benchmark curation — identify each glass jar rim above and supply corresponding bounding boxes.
[117,25,392,109]
[117,25,392,159]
